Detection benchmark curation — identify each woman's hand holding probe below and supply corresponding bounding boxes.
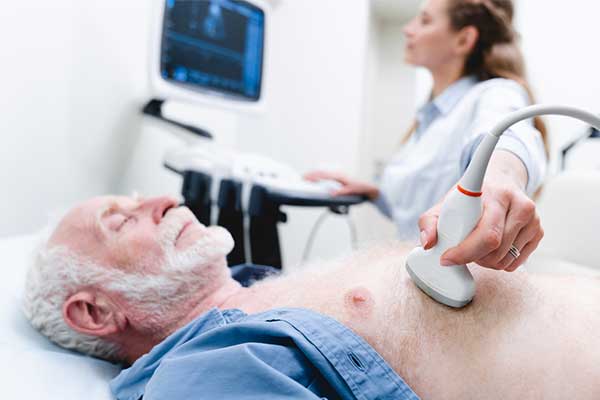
[418,151,544,272]
[303,171,380,200]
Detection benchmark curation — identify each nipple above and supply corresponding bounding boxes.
[344,286,374,316]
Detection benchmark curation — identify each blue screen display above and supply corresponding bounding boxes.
[161,0,264,101]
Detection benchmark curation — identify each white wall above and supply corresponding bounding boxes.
[0,0,150,236]
[371,0,421,23]
[353,16,417,244]
[515,0,600,172]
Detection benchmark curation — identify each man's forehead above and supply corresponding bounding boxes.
[83,195,138,212]
[49,195,137,246]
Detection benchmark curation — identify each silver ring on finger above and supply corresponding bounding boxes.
[508,244,521,259]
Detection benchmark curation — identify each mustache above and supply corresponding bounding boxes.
[158,207,201,248]
[163,225,234,274]
[157,207,234,273]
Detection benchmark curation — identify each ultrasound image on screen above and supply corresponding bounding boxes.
[161,0,264,101]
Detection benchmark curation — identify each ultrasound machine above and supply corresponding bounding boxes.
[143,0,365,272]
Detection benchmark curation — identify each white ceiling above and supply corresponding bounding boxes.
[371,0,421,23]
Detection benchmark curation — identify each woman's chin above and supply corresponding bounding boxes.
[403,54,417,66]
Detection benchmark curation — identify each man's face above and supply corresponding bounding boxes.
[49,195,233,278]
[45,195,234,340]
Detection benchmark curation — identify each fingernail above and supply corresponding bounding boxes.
[440,258,454,266]
[420,230,428,247]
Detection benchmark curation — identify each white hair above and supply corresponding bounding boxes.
[23,213,235,362]
[23,243,123,361]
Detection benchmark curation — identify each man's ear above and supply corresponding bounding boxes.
[455,25,479,56]
[62,290,127,337]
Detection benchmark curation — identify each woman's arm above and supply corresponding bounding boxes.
[418,80,547,271]
[303,170,380,199]
[486,148,528,189]
[464,81,548,195]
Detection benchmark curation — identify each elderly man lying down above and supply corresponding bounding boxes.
[24,196,599,400]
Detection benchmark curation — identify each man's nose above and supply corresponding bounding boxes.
[139,196,180,224]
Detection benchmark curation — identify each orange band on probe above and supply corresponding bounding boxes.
[457,185,482,197]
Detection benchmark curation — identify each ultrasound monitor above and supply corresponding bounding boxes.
[150,0,269,111]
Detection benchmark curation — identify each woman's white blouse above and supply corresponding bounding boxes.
[374,76,547,240]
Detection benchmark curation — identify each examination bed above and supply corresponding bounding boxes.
[1,234,120,399]
[1,172,598,399]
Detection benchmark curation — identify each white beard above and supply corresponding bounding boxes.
[157,206,234,272]
[106,208,234,329]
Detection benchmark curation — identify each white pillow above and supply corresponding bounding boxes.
[0,234,120,400]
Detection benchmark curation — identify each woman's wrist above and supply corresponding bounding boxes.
[484,150,528,192]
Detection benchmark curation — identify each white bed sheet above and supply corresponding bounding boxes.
[0,234,120,400]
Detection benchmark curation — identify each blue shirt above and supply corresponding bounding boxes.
[374,76,547,240]
[110,307,420,400]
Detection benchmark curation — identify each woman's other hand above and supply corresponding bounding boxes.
[418,151,544,272]
[303,171,380,200]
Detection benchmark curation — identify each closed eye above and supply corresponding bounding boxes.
[420,11,431,25]
[118,217,129,230]
[117,215,136,231]
[105,213,134,232]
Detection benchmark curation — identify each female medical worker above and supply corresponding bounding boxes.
[306,0,547,272]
